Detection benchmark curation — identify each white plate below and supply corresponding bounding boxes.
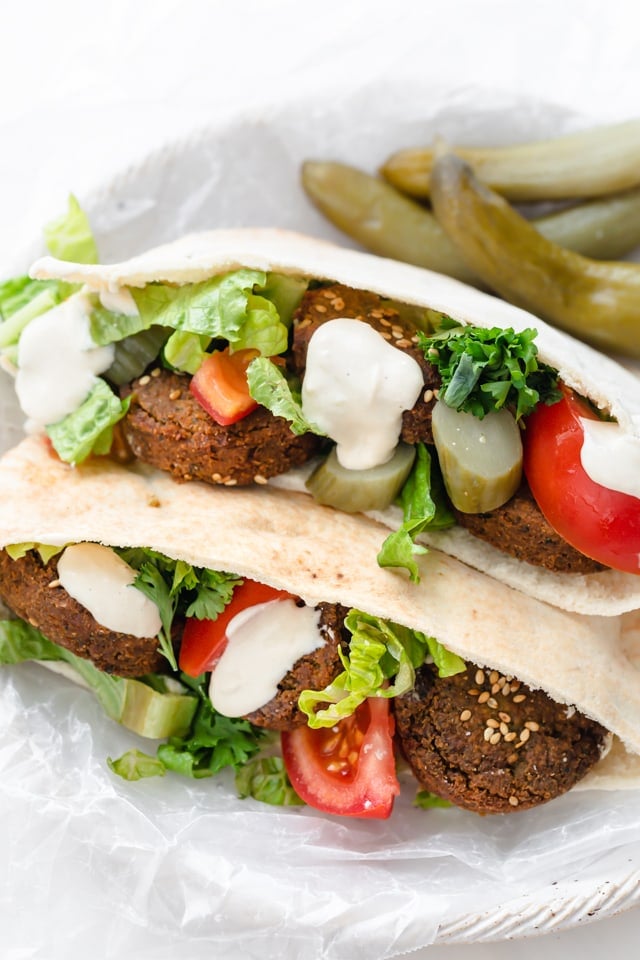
[2,81,640,957]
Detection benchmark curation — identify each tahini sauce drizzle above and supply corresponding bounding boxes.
[209,600,324,716]
[16,294,114,428]
[301,318,424,470]
[580,418,640,499]
[57,543,162,638]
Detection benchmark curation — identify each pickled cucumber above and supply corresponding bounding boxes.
[431,401,522,513]
[306,443,416,513]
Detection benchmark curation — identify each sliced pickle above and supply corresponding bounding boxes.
[306,443,416,513]
[118,677,197,739]
[431,401,522,513]
[105,325,171,386]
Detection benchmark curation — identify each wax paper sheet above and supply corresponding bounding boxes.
[2,48,640,959]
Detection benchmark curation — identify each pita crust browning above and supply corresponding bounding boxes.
[29,228,640,615]
[1,436,640,780]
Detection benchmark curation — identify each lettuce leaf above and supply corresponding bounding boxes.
[298,609,465,728]
[377,443,455,583]
[43,194,99,265]
[45,380,130,464]
[0,618,196,738]
[414,791,452,810]
[89,303,149,346]
[163,330,211,374]
[131,269,265,339]
[246,357,324,435]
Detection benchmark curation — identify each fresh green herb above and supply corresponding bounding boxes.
[414,791,452,810]
[156,680,264,779]
[246,357,325,436]
[418,322,561,421]
[299,609,465,728]
[377,444,454,583]
[4,542,63,564]
[116,548,241,671]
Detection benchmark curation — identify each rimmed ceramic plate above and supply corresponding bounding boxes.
[1,80,640,957]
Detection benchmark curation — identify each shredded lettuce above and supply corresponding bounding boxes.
[4,542,63,564]
[377,443,455,583]
[131,269,262,339]
[43,194,99,265]
[246,356,325,435]
[163,330,211,374]
[89,303,149,346]
[45,380,130,464]
[298,609,465,728]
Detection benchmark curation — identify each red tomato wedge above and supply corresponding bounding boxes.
[524,386,640,574]
[190,347,259,426]
[281,697,400,819]
[179,579,295,676]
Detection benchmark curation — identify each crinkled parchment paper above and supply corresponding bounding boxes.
[2,66,640,959]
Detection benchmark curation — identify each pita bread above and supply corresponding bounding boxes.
[0,435,639,789]
[29,228,640,615]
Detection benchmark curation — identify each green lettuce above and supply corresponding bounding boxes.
[163,330,211,374]
[89,303,150,346]
[377,443,455,583]
[0,195,98,352]
[0,619,197,738]
[45,380,130,464]
[298,609,465,728]
[246,356,324,436]
[4,542,63,564]
[43,194,99,265]
[131,269,263,339]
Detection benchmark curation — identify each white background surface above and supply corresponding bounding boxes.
[1,1,640,957]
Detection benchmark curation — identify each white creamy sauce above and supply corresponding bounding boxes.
[580,418,640,499]
[57,543,162,638]
[301,318,424,470]
[15,294,114,428]
[99,287,139,316]
[209,599,324,717]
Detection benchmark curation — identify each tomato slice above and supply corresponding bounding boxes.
[179,578,295,676]
[281,698,400,819]
[190,347,259,426]
[523,386,640,574]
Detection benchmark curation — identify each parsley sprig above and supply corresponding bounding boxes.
[418,320,561,420]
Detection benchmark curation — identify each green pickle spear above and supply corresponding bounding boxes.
[431,401,522,513]
[302,162,640,286]
[306,443,416,513]
[429,153,640,358]
[381,119,640,201]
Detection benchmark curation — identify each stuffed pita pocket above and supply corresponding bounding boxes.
[4,227,640,615]
[0,435,639,816]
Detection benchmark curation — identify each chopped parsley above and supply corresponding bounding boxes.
[418,320,561,421]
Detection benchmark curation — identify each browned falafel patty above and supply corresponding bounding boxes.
[452,483,605,575]
[244,602,349,731]
[0,549,167,677]
[122,369,323,486]
[394,663,608,814]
